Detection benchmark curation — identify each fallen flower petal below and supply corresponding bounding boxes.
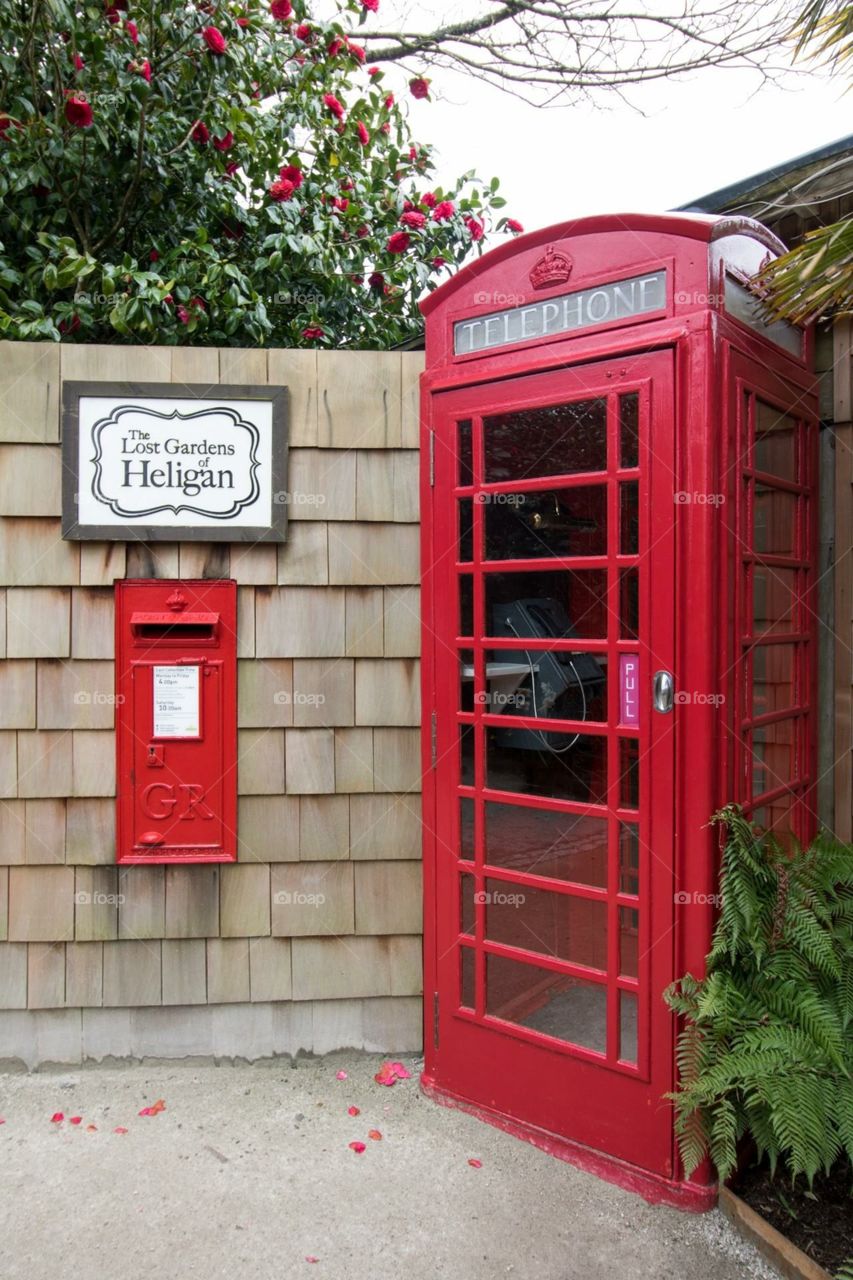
[336,1070,348,1080]
[51,1112,64,1123]
[368,1129,382,1141]
[348,1141,366,1153]
[86,1124,97,1132]
[113,1127,128,1135]
[305,1258,319,1265]
[468,1158,482,1168]
[69,1116,82,1125]
[389,1062,411,1080]
[347,1106,360,1116]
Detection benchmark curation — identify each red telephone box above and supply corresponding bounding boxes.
[419,214,817,1207]
[116,579,237,864]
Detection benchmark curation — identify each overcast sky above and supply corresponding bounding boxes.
[378,7,847,240]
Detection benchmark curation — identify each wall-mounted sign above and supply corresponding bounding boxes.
[454,269,667,356]
[153,665,200,738]
[620,654,640,727]
[62,381,288,541]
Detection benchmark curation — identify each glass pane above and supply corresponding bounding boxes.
[754,485,797,556]
[483,485,606,561]
[460,796,475,860]
[755,401,797,481]
[752,644,796,718]
[752,792,796,843]
[619,991,638,1065]
[460,873,475,935]
[619,738,639,809]
[486,727,608,804]
[753,567,798,635]
[752,719,797,798]
[619,822,640,895]
[458,419,473,486]
[619,907,639,977]
[620,392,639,469]
[485,571,608,639]
[460,945,475,1009]
[460,723,475,787]
[620,481,639,555]
[459,648,476,712]
[485,881,607,969]
[458,498,474,562]
[459,574,474,636]
[620,568,639,639]
[482,648,607,723]
[486,953,606,1052]
[484,398,607,483]
[485,802,607,887]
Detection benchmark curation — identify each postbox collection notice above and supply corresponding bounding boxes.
[153,665,200,738]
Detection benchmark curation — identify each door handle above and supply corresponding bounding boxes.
[653,670,674,713]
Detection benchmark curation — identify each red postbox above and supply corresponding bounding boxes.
[115,579,237,864]
[419,214,818,1207]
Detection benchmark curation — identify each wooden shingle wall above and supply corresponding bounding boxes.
[0,342,424,1063]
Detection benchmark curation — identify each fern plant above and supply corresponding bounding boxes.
[665,805,853,1184]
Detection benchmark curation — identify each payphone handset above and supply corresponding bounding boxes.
[491,598,605,752]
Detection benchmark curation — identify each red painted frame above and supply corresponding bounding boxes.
[419,213,817,1210]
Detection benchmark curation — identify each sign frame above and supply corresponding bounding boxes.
[61,380,288,542]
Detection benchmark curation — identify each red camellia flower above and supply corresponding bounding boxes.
[432,256,447,268]
[506,219,524,233]
[224,161,240,176]
[129,59,152,82]
[236,17,250,28]
[380,122,390,134]
[356,122,369,146]
[73,53,85,71]
[270,0,292,18]
[347,39,366,63]
[269,177,295,202]
[191,121,210,144]
[386,231,411,254]
[59,314,81,334]
[202,26,227,55]
[125,19,139,43]
[302,326,324,340]
[363,0,379,9]
[400,210,426,229]
[0,116,14,140]
[279,164,303,188]
[368,66,380,77]
[105,6,121,24]
[409,77,430,100]
[333,196,349,212]
[162,294,173,304]
[383,93,394,108]
[295,23,312,41]
[177,306,190,324]
[465,215,484,242]
[190,296,206,310]
[323,94,344,120]
[213,131,234,151]
[356,225,369,238]
[64,93,93,128]
[421,191,437,208]
[431,200,455,222]
[149,249,159,262]
[328,38,344,57]
[368,271,384,289]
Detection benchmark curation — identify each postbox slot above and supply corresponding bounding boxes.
[131,612,219,643]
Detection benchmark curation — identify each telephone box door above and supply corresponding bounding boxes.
[425,350,676,1176]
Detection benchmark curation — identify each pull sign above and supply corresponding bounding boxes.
[619,654,640,726]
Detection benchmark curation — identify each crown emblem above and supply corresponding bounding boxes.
[166,590,188,612]
[529,244,573,291]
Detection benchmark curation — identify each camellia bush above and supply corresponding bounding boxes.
[0,0,518,347]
